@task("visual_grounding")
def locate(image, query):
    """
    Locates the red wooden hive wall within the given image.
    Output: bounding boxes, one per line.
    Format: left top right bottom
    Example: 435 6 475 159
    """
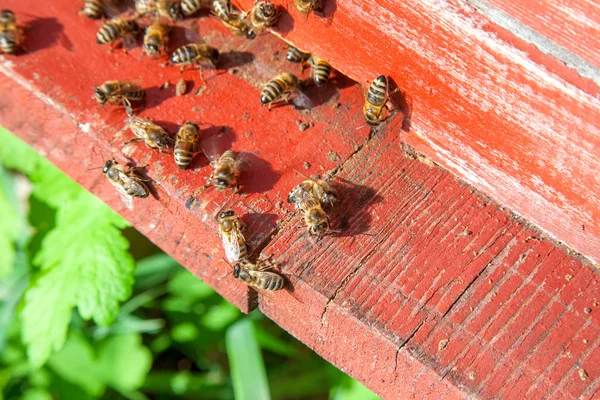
1 0 599 398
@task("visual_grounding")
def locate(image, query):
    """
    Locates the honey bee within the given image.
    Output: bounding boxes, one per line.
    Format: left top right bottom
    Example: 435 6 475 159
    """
286 46 310 63
0 9 24 55
102 159 149 209
288 175 337 209
217 209 248 263
182 0 210 16
246 0 279 36
364 75 397 126
309 56 332 86
126 116 174 153
233 260 285 291
294 0 323 14
143 19 169 57
260 72 297 108
94 80 145 114
206 149 241 192
82 0 105 19
135 0 182 19
212 0 232 21
174 122 201 169
96 17 140 48
299 196 330 236
170 43 219 70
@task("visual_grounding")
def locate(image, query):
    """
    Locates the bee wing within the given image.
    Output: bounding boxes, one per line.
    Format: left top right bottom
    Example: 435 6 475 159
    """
292 89 314 110
109 179 134 210
104 0 122 18
222 233 242 263
234 152 253 172
200 133 231 164
114 81 144 95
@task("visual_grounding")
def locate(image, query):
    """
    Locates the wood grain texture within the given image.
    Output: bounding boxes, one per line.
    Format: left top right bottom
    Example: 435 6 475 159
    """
235 0 600 266
260 128 600 399
0 0 366 311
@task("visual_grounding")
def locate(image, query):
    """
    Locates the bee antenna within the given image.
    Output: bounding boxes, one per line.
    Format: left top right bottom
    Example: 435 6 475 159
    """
292 169 315 181
87 166 104 171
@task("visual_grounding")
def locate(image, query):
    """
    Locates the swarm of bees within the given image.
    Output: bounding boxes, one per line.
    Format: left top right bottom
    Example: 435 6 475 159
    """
1 0 403 295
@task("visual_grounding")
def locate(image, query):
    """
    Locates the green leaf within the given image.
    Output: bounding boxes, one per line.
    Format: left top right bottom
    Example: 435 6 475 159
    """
226 319 271 400
0 128 40 176
21 388 53 400
330 376 380 400
21 163 134 366
47 332 105 396
167 270 215 300
0 165 22 278
134 253 181 290
253 325 298 357
97 333 152 392
201 302 241 332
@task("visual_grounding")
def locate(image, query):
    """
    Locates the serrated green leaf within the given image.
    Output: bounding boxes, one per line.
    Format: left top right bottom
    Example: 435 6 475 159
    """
47 332 105 396
97 333 152 392
20 264 78 367
22 166 134 366
29 161 85 210
0 127 40 176
226 319 271 400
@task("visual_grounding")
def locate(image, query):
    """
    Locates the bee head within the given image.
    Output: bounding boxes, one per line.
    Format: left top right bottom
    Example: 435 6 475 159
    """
155 134 172 148
310 221 329 236
143 43 158 57
233 263 241 278
102 160 114 174
94 87 107 104
169 2 183 20
259 1 276 17
213 178 229 191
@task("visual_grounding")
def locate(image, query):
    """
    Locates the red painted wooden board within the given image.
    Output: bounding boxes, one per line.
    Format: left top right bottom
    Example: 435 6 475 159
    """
1 0 600 398
0 0 367 310
260 127 600 399
234 0 600 267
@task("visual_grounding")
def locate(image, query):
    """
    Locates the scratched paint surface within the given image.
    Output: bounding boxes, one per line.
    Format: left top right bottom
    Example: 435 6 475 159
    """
260 129 600 399
235 0 600 266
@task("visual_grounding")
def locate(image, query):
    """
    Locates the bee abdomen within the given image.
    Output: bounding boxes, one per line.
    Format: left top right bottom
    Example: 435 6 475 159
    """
287 46 309 63
182 0 203 16
171 45 197 64
83 0 103 18
125 89 146 101
220 149 236 164
125 182 149 198
260 79 286 104
367 75 387 106
213 0 230 20
97 23 119 44
174 147 193 169
313 59 332 86
257 273 285 291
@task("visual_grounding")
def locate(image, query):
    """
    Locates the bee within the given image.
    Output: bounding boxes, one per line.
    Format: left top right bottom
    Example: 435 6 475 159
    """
299 196 330 236
288 175 337 209
174 122 200 169
217 209 248 263
218 11 255 39
309 56 332 86
246 0 279 36
170 43 219 70
82 0 105 19
207 150 241 192
102 159 149 209
135 0 182 19
286 46 310 63
212 0 232 21
260 73 297 108
96 17 140 48
94 80 145 114
294 0 323 14
182 0 210 16
233 260 285 291
0 9 24 55
364 75 397 126
143 19 169 57
126 116 173 153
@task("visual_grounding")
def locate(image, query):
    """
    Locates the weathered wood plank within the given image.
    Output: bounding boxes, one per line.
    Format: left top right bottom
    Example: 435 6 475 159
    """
259 127 600 398
235 0 600 266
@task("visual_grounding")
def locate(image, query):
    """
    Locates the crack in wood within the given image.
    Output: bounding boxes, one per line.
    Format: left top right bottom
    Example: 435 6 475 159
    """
393 318 427 377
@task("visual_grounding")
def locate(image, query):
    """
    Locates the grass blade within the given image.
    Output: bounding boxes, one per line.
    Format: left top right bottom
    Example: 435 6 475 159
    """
226 319 271 400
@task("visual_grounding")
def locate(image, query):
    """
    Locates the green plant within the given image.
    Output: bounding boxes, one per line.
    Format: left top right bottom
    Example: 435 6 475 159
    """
0 128 380 400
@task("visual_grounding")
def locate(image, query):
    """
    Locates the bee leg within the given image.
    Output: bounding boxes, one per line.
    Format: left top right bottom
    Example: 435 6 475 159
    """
206 170 214 185
124 138 144 145
198 65 207 86
123 98 134 116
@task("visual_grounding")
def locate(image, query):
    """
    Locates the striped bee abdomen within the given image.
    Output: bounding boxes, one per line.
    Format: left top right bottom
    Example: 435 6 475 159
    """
367 75 387 107
311 58 332 86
